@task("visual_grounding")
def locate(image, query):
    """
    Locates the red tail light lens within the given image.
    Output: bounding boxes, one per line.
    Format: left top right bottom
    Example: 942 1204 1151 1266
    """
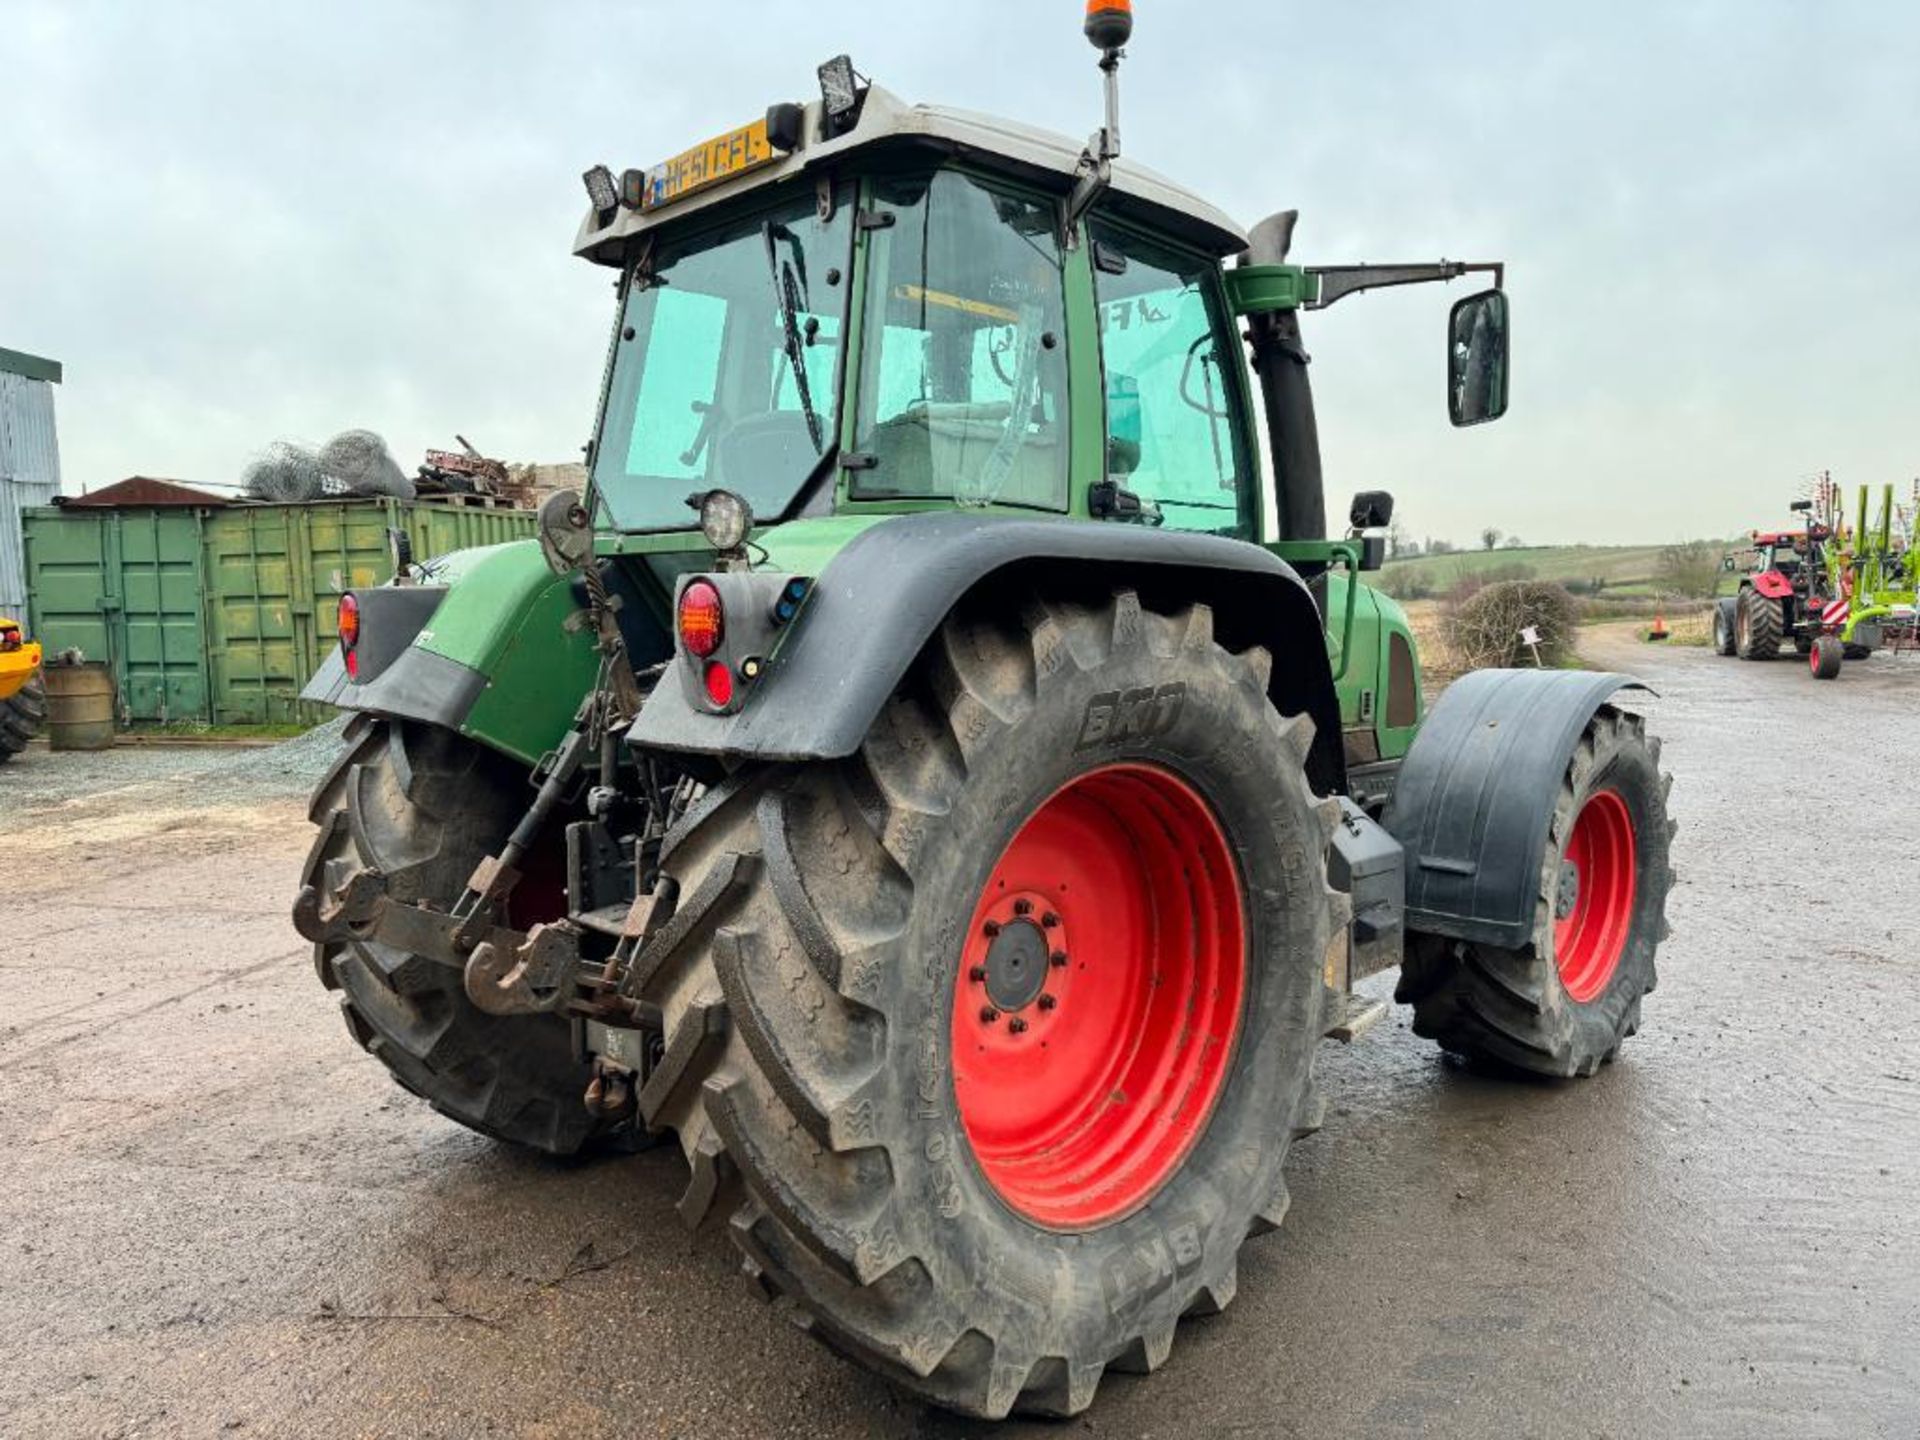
338 594 360 678
703 661 735 709
678 580 725 658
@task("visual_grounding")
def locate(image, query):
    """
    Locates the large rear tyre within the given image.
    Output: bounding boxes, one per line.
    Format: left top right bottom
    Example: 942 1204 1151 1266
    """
1396 706 1672 1077
633 591 1342 1418
0 674 46 763
300 716 609 1154
1734 588 1781 660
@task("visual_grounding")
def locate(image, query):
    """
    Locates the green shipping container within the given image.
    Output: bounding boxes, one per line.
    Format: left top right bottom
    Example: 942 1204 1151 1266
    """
23 498 534 726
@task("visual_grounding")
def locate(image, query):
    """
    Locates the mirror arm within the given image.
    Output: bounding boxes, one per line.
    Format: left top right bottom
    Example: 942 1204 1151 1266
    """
1307 260 1504 310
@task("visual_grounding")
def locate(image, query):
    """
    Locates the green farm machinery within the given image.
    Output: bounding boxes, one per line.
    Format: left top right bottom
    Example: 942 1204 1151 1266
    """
290 7 1675 1418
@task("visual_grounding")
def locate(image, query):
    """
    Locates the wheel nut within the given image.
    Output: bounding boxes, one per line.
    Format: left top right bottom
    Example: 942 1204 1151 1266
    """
969 964 987 982
1038 993 1057 1011
1050 950 1069 968
1009 1017 1029 1035
980 1006 1000 1024
1013 898 1033 917
1041 911 1060 929
982 920 1001 939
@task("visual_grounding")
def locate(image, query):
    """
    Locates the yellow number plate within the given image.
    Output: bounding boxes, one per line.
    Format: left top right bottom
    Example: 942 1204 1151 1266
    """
642 118 777 211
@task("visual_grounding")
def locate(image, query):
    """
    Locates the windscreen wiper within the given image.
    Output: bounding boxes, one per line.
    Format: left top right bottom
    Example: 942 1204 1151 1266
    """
763 221 825 454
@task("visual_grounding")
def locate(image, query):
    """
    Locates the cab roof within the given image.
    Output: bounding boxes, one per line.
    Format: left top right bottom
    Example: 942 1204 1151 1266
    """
573 85 1249 267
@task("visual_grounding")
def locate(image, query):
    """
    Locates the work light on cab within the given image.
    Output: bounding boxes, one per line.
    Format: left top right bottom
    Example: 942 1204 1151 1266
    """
581 164 618 218
678 580 725 659
694 487 754 554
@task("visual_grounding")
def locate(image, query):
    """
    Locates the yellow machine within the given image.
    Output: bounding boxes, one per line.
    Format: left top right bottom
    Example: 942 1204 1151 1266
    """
0 616 46 762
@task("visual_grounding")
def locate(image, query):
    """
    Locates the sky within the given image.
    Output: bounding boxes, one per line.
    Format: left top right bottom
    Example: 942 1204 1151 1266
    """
3 1 1916 547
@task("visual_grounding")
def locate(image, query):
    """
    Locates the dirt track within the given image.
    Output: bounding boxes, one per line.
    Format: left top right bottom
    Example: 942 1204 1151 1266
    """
2 635 1916 1438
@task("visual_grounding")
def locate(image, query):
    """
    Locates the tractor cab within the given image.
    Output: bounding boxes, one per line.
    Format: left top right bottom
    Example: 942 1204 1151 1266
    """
563 52 1509 790
574 80 1261 542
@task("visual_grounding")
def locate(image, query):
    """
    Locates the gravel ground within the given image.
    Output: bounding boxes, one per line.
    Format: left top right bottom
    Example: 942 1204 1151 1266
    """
1 640 1915 1438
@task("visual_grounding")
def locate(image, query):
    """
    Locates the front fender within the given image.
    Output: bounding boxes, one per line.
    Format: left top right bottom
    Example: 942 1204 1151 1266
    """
628 512 1346 791
1383 668 1649 950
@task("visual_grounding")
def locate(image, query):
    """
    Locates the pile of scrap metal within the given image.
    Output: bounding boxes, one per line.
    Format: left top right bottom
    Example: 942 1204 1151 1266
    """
243 429 415 502
416 435 510 500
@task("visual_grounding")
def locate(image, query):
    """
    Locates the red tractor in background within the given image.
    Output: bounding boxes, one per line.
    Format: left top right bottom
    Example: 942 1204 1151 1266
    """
1714 499 1867 677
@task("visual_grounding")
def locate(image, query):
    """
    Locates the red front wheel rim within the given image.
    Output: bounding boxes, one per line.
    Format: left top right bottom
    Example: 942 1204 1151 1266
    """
950 764 1247 1231
1553 789 1637 1003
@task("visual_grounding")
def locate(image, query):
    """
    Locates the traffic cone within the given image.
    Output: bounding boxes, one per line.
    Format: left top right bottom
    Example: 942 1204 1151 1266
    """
1647 612 1670 642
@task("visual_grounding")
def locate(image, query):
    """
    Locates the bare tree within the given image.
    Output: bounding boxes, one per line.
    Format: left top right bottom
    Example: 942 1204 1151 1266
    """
1657 539 1722 599
1481 527 1503 551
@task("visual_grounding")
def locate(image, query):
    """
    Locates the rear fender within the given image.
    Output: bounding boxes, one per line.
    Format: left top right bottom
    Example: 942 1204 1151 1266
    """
1382 668 1649 950
627 512 1347 793
302 540 605 766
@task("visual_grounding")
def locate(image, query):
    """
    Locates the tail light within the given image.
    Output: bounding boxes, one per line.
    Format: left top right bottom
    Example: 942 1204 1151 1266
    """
339 593 361 678
0 626 19 654
674 572 812 715
677 580 725 658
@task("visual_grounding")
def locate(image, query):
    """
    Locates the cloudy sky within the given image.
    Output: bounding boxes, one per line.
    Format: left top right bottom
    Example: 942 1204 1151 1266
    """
4 1 1915 546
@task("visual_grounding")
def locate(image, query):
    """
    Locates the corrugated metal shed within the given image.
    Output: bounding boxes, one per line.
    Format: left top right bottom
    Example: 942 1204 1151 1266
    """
0 347 63 619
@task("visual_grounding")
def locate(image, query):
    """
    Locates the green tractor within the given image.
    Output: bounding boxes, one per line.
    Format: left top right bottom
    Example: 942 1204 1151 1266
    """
293 12 1673 1419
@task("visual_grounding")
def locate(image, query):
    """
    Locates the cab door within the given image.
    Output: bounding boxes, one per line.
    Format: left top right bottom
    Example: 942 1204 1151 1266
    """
1084 218 1258 538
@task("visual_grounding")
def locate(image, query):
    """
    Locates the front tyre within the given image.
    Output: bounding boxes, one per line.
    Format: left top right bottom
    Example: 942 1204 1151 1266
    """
1397 706 1673 1077
633 591 1342 1418
1711 600 1737 657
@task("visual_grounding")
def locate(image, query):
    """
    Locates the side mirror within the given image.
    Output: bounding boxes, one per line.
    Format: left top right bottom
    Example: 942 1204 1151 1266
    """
1789 499 1814 513
1350 490 1395 530
1723 556 1737 572
1448 289 1510 427
1358 534 1387 572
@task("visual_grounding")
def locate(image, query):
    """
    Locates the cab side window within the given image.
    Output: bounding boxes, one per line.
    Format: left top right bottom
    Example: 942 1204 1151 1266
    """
1090 222 1251 537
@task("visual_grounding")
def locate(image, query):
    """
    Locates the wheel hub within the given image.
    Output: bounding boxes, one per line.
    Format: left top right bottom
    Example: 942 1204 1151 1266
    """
1554 859 1581 920
981 916 1053 1013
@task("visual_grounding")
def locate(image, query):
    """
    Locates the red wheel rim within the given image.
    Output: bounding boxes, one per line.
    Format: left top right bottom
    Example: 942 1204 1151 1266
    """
950 764 1246 1231
1553 789 1637 1003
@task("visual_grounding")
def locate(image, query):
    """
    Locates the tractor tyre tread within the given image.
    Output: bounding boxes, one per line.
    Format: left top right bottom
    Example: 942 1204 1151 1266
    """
1711 600 1737 657
302 715 612 1156
634 589 1339 1419
1396 706 1672 1077
0 674 47 760
1736 589 1782 661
